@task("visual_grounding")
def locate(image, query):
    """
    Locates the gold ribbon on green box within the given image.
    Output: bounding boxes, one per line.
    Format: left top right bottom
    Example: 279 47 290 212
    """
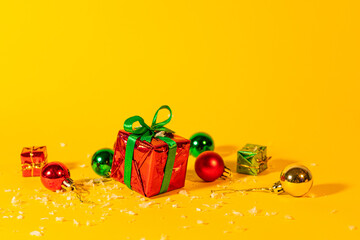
237 144 271 176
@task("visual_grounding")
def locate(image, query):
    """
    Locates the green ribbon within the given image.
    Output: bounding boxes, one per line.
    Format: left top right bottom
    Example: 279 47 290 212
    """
123 105 177 195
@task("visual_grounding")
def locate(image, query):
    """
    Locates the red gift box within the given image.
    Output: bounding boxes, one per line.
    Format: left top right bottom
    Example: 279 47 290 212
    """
111 130 190 197
111 106 190 197
21 146 48 177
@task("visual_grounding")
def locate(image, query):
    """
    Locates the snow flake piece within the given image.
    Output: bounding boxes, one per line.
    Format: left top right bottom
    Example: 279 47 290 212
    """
284 215 294 220
40 196 50 203
139 201 154 208
4 189 12 192
84 180 94 187
180 215 187 219
127 211 137 216
223 230 231 234
17 215 24 219
196 208 202 212
40 218 49 220
180 226 191 229
330 209 337 214
101 202 111 208
210 192 219 199
30 231 42 237
160 234 168 240
155 131 166 138
310 163 317 166
213 204 221 209
60 143 66 147
178 190 189 197
107 194 124 200
79 164 86 168
190 196 200 200
228 221 235 224
172 204 179 208
196 220 207 225
203 203 221 209
236 226 248 231
265 212 277 216
11 196 21 206
232 210 243 216
55 217 64 222
248 207 258 216
349 225 357 231
73 219 79 226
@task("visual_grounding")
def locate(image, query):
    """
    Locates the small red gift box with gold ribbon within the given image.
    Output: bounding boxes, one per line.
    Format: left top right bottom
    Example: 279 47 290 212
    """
21 146 48 177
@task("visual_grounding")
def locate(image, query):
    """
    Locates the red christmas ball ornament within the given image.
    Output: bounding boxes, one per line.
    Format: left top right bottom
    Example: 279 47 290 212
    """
40 162 72 191
40 161 109 203
195 151 231 182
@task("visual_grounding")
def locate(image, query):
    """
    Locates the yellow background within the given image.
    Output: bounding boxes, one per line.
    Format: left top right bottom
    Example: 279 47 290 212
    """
1 1 360 239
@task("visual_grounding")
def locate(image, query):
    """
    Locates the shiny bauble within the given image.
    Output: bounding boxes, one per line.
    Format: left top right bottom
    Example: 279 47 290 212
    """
91 148 114 178
195 151 224 182
41 162 70 191
190 132 214 157
280 164 313 197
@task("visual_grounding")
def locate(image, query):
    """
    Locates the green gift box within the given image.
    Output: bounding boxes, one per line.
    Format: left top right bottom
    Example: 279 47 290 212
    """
237 144 270 175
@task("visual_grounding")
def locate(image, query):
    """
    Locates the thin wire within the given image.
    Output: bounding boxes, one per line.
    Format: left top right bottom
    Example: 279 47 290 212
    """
211 187 272 195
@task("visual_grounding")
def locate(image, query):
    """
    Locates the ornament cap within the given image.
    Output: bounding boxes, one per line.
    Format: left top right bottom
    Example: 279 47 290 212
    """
61 178 75 191
220 166 232 180
271 181 285 194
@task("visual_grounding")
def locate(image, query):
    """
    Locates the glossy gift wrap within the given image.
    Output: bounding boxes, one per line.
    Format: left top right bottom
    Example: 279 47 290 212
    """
111 106 190 197
21 146 48 177
237 144 269 176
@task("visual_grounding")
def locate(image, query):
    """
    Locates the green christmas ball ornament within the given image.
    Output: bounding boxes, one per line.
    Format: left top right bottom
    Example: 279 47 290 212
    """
190 132 215 157
91 148 114 178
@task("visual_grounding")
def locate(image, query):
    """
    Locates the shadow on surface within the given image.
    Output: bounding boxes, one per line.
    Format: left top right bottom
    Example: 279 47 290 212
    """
308 183 347 197
65 162 84 170
216 145 238 157
263 158 298 175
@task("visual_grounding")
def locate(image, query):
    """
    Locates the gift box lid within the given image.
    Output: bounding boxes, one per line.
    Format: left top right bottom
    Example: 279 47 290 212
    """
118 130 190 150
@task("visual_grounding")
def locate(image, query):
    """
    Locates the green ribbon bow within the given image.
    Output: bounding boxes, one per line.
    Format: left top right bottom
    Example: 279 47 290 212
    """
123 105 177 196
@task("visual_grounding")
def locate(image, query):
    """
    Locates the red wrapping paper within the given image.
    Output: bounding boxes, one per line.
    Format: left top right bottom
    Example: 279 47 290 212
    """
21 146 48 177
111 130 190 197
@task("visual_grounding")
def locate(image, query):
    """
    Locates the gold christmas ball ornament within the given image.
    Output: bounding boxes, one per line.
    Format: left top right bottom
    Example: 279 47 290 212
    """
278 164 313 197
211 164 313 198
